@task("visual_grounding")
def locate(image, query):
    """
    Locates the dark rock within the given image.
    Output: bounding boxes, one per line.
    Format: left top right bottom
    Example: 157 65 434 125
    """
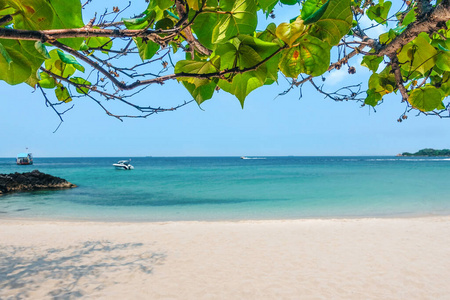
0 170 76 195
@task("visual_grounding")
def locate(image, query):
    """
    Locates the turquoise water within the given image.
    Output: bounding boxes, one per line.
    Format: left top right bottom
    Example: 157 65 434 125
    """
1 156 450 221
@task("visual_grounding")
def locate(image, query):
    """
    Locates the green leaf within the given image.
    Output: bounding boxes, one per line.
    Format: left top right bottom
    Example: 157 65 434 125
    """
238 35 280 60
301 0 325 21
56 50 84 72
175 59 219 104
401 7 416 26
0 39 44 85
211 0 258 44
186 0 202 11
364 88 382 107
218 67 266 107
257 0 278 12
155 17 174 30
55 83 72 103
45 49 76 78
133 37 160 61
182 80 217 104
279 34 330 78
307 0 352 46
366 0 392 25
237 35 281 83
48 0 84 49
436 51 450 72
303 0 329 24
276 18 306 46
379 29 398 44
361 55 383 72
0 41 12 67
409 86 444 112
7 0 85 49
367 66 396 96
38 72 56 89
256 23 280 44
215 35 280 72
69 77 91 94
192 5 218 50
79 41 89 51
156 0 173 10
214 36 274 104
6 0 54 30
34 41 50 59
123 10 156 30
280 0 298 4
398 34 438 75
85 36 113 53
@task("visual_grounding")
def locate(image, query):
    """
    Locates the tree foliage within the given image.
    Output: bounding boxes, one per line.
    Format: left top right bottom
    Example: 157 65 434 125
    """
0 0 449 124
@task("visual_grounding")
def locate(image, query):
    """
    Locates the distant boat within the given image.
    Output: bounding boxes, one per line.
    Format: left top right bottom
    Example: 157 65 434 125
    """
113 159 134 170
17 153 33 165
240 156 266 160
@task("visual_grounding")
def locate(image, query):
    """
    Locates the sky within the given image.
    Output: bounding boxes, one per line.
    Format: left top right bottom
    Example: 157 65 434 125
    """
1 1 449 158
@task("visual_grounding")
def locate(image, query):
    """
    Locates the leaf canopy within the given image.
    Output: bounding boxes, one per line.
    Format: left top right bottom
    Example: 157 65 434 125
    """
0 0 448 120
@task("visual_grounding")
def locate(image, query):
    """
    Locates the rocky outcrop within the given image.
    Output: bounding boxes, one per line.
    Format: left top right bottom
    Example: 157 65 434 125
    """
0 170 76 195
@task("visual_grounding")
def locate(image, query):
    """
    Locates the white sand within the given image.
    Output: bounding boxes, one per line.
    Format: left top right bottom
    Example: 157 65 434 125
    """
1 217 450 299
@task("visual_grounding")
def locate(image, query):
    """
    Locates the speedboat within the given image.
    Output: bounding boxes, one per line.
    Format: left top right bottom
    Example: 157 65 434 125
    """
113 160 134 170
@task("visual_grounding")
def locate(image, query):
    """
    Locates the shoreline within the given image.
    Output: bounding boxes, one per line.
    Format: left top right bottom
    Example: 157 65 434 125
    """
1 210 450 224
2 217 450 299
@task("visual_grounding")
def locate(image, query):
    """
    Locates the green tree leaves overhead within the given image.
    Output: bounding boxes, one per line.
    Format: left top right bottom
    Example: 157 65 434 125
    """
307 0 352 46
279 35 330 77
366 0 392 25
276 18 306 47
211 0 258 44
398 34 438 75
365 66 396 107
5 0 84 49
175 59 220 104
0 40 44 85
0 0 449 120
133 38 160 61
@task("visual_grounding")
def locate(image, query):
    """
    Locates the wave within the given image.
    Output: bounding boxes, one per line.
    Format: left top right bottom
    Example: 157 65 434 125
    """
364 158 450 162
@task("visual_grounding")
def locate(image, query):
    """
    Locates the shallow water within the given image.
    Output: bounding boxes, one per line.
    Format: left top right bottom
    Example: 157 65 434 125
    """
1 156 449 221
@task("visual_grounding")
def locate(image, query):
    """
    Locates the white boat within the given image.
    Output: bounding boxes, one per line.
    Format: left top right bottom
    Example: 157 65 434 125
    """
113 160 134 170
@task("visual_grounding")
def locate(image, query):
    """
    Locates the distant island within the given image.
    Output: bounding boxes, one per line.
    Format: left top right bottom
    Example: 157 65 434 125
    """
400 148 450 157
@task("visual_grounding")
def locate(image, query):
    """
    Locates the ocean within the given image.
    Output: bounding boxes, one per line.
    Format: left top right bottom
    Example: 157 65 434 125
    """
0 156 449 221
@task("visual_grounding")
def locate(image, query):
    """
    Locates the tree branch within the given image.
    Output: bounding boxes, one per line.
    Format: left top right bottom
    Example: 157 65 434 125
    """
390 55 409 102
376 1 450 57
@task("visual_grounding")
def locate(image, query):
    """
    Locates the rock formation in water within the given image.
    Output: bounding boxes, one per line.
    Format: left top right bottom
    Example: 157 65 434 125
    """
0 170 76 195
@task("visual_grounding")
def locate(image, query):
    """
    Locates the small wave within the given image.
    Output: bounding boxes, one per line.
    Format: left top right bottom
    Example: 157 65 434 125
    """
365 158 450 162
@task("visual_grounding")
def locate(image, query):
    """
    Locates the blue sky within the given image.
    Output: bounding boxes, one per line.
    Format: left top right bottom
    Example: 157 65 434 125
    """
1 1 449 158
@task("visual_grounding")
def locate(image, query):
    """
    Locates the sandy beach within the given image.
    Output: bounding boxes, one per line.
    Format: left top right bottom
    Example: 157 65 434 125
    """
1 217 450 299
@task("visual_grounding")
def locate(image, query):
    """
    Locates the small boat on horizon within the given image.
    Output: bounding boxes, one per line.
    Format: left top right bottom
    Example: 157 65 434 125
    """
113 159 134 170
240 156 266 160
17 152 33 165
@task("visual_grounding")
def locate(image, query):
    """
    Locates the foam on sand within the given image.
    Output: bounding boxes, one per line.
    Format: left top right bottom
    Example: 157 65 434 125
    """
1 217 450 299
